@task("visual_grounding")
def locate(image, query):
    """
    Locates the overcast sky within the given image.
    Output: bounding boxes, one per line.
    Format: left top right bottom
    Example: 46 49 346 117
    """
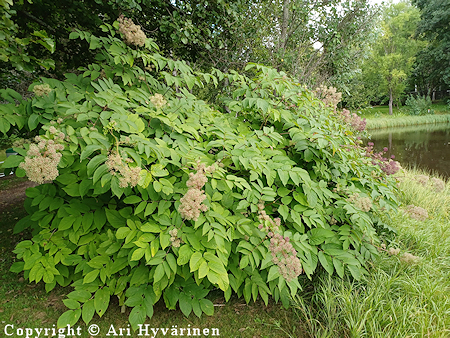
369 0 402 5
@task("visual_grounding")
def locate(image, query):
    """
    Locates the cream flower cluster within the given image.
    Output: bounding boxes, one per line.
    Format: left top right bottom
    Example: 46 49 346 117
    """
257 203 281 232
32 84 52 97
179 162 215 221
169 228 181 248
19 131 65 184
347 193 372 212
118 15 146 47
150 93 167 109
387 247 420 264
257 203 302 282
105 151 141 188
315 85 342 112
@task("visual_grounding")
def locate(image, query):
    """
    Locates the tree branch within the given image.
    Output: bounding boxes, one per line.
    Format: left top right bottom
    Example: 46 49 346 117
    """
19 10 56 33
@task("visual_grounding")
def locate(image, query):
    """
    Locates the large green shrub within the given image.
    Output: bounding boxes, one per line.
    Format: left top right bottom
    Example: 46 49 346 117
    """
1 19 398 329
405 94 433 115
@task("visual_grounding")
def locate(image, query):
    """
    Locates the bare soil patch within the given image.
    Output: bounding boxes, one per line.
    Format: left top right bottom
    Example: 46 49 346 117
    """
0 176 36 213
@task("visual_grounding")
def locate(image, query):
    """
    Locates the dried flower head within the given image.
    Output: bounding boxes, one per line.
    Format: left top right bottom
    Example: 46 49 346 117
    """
314 85 342 112
415 175 429 186
388 247 400 255
405 205 428 221
400 252 420 264
430 177 445 193
118 15 147 47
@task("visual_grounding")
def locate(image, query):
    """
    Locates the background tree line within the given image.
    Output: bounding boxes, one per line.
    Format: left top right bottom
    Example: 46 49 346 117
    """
1 0 449 111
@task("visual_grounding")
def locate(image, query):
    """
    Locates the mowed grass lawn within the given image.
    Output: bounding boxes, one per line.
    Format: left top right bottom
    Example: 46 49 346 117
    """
358 101 450 118
1 168 449 337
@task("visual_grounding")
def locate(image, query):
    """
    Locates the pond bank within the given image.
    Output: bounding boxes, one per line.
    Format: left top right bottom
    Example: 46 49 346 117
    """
366 114 450 130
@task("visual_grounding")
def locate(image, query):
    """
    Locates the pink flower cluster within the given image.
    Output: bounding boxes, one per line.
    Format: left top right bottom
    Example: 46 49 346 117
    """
19 133 65 184
365 142 401 175
105 151 141 188
405 205 428 221
118 15 146 47
257 203 302 282
341 109 366 132
179 162 215 221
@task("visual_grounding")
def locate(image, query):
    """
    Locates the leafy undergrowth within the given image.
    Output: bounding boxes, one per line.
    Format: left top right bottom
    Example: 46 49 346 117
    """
0 180 304 337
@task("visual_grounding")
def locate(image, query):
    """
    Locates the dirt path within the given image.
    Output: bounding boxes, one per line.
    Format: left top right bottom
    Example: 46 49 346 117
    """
0 177 37 213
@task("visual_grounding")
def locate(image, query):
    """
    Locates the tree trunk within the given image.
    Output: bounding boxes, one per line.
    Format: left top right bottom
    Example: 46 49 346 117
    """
280 0 289 51
389 88 393 115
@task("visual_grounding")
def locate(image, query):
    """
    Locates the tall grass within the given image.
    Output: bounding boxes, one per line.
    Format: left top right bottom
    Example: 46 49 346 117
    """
290 168 450 338
366 114 450 130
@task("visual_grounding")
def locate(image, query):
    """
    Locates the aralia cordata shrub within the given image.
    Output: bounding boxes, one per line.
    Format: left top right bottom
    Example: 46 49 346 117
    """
1 18 399 329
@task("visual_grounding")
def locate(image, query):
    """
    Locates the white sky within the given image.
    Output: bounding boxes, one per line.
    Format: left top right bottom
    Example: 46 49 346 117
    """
369 0 402 5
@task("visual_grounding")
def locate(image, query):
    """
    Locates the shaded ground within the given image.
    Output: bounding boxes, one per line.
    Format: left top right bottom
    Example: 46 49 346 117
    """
0 175 35 213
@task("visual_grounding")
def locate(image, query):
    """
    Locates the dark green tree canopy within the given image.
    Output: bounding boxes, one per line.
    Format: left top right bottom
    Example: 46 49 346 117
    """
412 0 450 86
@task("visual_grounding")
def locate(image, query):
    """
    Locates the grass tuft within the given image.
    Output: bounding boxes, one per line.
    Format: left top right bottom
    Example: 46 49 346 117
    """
290 167 450 338
366 114 450 130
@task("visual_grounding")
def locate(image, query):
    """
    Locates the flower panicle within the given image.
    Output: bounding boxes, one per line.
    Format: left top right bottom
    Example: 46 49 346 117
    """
257 203 302 282
32 83 52 97
19 129 66 184
179 161 216 221
105 151 141 188
118 15 146 47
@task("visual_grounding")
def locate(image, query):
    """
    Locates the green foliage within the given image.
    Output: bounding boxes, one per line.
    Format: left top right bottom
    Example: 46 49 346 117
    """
357 2 424 113
404 95 433 115
412 0 450 87
1 21 398 329
0 0 55 71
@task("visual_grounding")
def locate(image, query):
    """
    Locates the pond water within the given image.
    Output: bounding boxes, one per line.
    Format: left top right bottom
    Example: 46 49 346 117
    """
367 123 450 178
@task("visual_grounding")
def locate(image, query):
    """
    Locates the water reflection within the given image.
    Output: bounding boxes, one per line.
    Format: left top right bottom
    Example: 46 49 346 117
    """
367 123 450 178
